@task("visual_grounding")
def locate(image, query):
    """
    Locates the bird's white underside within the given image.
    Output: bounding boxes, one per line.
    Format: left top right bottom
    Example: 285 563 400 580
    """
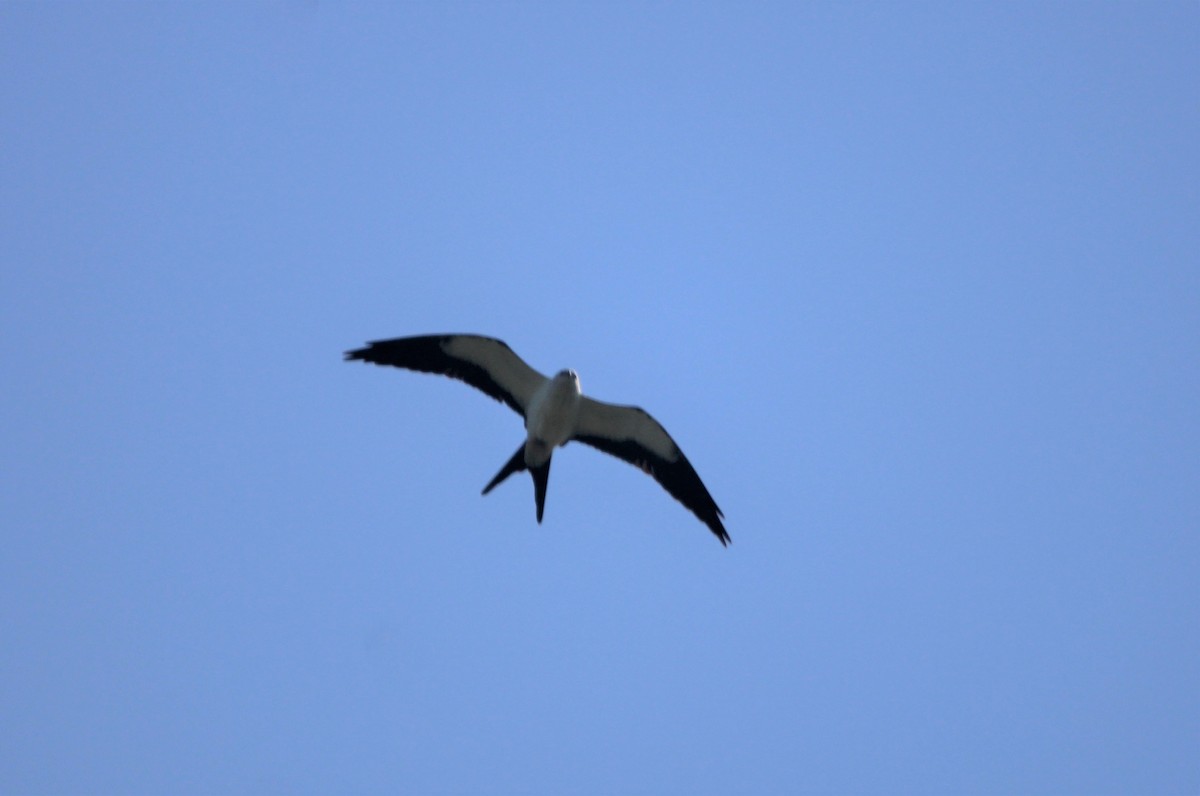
524 372 581 465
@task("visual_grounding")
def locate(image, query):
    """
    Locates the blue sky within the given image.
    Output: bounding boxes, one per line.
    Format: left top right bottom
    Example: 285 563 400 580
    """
2 2 1196 794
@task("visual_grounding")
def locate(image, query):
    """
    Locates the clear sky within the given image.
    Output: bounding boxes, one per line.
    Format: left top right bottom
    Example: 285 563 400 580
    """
2 3 1196 794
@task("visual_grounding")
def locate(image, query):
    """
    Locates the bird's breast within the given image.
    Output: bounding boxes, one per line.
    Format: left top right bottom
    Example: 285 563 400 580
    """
525 376 581 453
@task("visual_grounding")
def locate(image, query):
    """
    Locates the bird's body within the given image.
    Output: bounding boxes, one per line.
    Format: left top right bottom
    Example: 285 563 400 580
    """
524 369 582 464
345 334 729 545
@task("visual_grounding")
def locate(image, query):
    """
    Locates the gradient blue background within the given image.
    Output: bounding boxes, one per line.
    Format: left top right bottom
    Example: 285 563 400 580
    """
2 3 1196 794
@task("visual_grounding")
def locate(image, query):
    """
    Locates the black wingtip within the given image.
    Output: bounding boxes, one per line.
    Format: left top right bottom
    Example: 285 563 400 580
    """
706 506 731 546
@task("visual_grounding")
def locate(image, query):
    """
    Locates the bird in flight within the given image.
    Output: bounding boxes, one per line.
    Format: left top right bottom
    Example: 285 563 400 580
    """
345 334 729 545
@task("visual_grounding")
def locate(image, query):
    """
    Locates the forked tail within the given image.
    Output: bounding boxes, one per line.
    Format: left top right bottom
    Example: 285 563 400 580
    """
482 444 526 495
481 442 552 524
529 458 550 523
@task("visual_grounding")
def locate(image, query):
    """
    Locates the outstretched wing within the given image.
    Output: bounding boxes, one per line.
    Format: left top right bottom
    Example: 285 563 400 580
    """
345 334 547 416
573 396 728 545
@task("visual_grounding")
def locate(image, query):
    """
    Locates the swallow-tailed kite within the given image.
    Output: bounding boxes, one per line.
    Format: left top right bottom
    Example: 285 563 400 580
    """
345 334 729 545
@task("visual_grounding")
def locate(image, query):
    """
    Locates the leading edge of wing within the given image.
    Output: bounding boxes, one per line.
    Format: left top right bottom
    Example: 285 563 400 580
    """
344 334 547 416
